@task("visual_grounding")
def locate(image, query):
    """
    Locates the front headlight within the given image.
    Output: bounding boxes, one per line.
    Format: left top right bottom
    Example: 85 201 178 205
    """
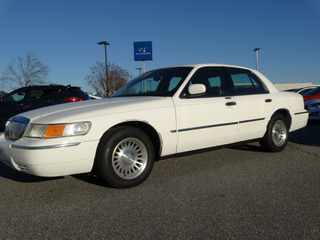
24 122 91 138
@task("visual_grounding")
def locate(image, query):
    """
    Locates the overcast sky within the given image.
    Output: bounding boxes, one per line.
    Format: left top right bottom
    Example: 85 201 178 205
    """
0 0 319 92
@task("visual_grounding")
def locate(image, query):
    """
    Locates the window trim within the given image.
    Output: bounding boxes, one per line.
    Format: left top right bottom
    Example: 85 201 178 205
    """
179 67 233 99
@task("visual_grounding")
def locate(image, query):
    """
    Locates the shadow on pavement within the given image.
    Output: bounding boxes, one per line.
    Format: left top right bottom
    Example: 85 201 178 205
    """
236 121 320 151
289 121 320 147
231 143 262 152
72 173 107 187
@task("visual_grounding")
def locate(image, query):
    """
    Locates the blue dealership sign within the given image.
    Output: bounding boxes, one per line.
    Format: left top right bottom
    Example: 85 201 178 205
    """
134 41 153 61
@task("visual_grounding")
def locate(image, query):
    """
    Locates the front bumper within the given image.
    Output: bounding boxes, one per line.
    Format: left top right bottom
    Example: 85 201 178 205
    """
0 134 98 177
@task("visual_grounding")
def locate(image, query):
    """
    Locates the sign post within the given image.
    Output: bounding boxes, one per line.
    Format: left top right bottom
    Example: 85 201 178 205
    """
134 41 153 74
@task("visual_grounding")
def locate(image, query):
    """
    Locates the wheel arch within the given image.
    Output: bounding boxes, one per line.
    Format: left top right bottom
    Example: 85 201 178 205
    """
97 121 162 160
270 108 292 128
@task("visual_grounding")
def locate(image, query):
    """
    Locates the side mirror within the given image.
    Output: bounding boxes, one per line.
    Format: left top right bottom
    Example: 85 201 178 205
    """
188 84 206 96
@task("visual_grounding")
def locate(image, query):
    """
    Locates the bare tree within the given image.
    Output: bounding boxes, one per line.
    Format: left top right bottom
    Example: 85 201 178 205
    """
85 62 132 97
0 51 49 89
0 91 7 97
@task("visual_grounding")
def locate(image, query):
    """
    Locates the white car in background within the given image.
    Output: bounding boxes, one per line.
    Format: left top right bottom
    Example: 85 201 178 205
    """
87 92 104 100
293 86 316 95
305 99 320 120
0 64 308 188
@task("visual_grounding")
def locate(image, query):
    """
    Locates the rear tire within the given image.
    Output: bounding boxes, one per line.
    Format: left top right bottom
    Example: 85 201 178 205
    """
96 127 155 188
260 114 289 152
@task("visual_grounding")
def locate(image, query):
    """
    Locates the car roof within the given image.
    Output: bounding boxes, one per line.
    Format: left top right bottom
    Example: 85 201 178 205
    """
154 63 278 94
12 85 80 91
161 63 253 71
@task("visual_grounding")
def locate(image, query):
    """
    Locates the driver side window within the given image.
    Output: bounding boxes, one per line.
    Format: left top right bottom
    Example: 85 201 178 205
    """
182 67 230 97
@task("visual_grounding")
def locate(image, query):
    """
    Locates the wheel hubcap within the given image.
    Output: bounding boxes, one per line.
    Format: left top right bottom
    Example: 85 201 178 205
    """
112 138 148 180
272 120 287 147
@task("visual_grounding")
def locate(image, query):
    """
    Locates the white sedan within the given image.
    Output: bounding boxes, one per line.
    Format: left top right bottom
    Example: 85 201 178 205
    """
0 64 308 188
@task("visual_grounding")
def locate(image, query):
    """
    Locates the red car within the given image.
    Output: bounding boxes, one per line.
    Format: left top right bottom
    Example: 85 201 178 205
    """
303 86 320 101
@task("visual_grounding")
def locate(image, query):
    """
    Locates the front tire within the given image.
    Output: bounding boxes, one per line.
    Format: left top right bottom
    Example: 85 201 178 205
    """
260 114 289 152
96 127 155 188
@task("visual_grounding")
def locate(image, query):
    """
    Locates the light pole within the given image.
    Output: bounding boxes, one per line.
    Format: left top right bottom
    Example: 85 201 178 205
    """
98 41 110 97
136 68 142 75
253 48 260 71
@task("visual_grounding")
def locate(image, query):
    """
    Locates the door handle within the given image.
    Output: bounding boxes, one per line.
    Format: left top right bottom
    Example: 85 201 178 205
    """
265 99 272 103
226 102 237 106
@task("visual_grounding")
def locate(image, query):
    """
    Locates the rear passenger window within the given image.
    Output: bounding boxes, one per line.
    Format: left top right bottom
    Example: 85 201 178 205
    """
29 89 59 99
228 68 268 95
29 90 45 99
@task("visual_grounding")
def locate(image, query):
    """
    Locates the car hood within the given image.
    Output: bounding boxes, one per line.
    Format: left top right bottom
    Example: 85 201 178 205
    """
305 98 320 105
19 97 174 124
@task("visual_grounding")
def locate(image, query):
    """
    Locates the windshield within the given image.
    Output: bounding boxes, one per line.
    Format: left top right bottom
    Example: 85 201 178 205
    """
305 87 320 96
111 67 192 97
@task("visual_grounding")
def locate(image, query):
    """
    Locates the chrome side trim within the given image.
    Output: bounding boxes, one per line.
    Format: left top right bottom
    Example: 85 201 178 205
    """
294 111 308 115
11 142 81 150
170 118 265 133
170 122 238 133
239 118 265 124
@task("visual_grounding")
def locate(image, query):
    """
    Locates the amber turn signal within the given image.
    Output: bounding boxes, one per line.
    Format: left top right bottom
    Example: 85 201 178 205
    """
43 125 66 137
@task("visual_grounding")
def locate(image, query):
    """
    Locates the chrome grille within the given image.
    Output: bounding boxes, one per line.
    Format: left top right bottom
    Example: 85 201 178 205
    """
5 116 30 141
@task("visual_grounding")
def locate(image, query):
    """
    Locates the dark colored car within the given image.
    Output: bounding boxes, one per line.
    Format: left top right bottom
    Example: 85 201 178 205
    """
0 85 90 131
303 86 320 102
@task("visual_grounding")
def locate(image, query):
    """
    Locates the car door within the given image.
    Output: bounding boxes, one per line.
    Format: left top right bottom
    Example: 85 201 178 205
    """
226 67 275 141
27 88 56 109
173 67 239 153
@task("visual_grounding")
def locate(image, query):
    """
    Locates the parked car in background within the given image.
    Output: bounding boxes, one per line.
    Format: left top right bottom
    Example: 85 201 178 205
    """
305 99 320 120
0 64 308 188
87 93 104 99
293 86 316 95
0 85 90 131
303 86 320 102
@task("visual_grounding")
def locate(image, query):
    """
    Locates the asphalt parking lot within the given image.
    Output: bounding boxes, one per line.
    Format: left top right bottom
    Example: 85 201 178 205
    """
0 121 319 240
